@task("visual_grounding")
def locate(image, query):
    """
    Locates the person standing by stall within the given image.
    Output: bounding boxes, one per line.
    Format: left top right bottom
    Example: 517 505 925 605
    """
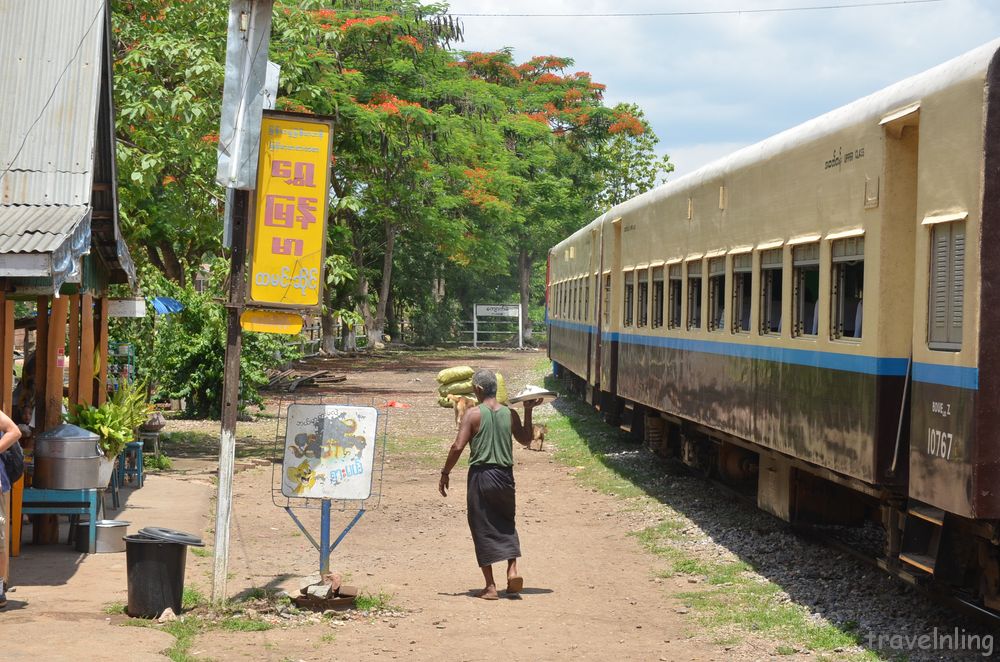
0 409 22 609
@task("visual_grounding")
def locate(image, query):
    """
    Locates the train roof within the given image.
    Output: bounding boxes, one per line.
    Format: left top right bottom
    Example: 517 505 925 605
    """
552 38 1000 255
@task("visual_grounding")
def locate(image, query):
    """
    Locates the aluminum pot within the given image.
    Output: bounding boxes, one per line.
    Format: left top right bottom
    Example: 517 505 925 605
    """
75 519 130 553
34 423 107 489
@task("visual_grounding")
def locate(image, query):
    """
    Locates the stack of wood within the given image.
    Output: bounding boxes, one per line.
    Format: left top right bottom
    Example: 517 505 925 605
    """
265 367 347 392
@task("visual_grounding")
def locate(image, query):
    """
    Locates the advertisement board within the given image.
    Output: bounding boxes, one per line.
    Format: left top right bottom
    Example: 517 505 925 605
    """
248 112 332 310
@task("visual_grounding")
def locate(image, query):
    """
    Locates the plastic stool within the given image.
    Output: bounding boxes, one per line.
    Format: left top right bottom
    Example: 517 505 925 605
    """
121 441 144 488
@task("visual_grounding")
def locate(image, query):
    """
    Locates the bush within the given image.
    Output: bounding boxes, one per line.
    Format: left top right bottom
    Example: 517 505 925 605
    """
409 295 461 346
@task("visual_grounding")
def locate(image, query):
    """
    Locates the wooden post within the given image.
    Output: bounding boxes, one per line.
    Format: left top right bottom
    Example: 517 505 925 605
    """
33 298 48 431
44 296 68 431
212 187 249 604
95 297 109 405
79 293 94 407
68 294 80 405
0 296 20 557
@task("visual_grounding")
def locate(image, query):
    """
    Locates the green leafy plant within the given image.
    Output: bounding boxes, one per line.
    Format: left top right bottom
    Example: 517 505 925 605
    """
66 380 153 459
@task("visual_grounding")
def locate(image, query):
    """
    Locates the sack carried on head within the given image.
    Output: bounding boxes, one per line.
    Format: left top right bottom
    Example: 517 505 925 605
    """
439 379 474 397
436 366 474 385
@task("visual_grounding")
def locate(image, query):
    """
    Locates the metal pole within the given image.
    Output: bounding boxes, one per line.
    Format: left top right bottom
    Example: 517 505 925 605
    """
517 306 523 349
473 305 478 349
320 499 332 574
211 188 250 604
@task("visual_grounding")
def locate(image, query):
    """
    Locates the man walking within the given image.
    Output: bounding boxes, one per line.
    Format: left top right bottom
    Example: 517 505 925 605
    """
439 369 539 600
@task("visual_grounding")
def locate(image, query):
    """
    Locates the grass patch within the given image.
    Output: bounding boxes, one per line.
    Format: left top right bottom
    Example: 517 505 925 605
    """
386 436 445 467
146 453 173 471
103 601 126 615
355 591 394 612
190 547 211 558
219 616 273 632
161 618 207 662
182 586 207 611
539 361 877 660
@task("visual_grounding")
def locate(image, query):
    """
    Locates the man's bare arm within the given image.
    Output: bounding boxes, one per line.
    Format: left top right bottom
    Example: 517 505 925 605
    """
0 410 21 453
439 407 479 496
510 400 540 447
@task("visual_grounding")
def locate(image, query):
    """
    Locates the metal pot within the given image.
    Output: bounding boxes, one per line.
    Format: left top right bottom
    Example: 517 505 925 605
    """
75 519 130 553
34 423 107 489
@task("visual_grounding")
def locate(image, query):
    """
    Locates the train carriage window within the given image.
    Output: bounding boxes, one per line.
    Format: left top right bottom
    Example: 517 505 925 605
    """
687 261 703 330
708 258 726 332
760 248 783 335
603 274 611 326
928 223 964 350
732 254 752 333
652 267 665 328
832 237 864 340
573 278 580 321
668 265 682 329
585 277 591 323
793 243 820 337
623 271 634 327
637 270 649 328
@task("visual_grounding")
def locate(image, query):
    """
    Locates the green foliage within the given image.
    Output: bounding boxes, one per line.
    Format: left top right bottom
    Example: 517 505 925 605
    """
146 453 172 471
596 103 674 209
145 277 300 418
354 591 395 612
66 380 151 458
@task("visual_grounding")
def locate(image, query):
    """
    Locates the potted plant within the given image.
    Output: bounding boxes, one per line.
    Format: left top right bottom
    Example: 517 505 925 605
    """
66 380 153 484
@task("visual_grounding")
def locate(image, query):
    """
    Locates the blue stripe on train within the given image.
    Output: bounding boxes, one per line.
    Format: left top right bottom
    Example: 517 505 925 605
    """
546 319 979 390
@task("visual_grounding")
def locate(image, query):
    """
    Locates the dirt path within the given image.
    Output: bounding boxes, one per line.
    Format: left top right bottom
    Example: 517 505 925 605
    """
185 351 732 661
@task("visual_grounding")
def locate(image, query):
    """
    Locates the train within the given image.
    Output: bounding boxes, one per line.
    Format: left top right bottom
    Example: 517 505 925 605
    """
546 39 1000 614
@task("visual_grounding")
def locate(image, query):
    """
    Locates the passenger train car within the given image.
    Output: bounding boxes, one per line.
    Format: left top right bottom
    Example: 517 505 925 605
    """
547 39 1000 613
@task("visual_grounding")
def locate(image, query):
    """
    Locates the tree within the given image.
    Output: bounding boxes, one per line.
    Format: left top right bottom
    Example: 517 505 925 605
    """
596 103 674 209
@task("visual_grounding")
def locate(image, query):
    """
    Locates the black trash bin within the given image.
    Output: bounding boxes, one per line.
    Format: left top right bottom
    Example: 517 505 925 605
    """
125 527 205 618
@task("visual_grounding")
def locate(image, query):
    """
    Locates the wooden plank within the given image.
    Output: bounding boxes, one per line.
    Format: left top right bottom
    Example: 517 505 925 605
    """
34 297 48 430
44 295 68 431
0 296 21 557
68 294 80 405
95 296 109 405
78 293 94 407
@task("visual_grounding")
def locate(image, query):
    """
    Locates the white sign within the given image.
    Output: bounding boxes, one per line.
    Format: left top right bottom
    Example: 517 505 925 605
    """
281 404 377 500
475 304 519 318
107 298 146 318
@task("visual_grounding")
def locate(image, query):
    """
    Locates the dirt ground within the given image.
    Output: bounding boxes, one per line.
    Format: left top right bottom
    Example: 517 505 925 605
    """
6 349 776 660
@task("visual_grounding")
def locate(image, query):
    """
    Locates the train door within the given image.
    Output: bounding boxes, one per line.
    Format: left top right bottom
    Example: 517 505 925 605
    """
598 217 622 410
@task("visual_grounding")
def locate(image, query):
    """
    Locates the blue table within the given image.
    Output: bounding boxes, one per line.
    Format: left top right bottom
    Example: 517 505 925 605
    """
21 488 99 554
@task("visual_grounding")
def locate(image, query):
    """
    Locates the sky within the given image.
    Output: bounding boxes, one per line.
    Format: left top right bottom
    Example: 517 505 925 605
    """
434 0 1000 179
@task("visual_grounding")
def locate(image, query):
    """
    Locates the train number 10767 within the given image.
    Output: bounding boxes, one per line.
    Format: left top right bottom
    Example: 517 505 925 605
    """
926 428 955 460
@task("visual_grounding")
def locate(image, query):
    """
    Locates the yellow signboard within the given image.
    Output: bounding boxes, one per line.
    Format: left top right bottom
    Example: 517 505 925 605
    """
249 112 332 309
240 310 304 335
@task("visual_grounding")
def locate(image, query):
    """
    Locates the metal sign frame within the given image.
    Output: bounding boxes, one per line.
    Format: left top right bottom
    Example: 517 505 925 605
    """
271 397 390 574
473 303 523 349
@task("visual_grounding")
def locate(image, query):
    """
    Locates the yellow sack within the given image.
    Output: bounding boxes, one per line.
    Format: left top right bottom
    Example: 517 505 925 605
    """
436 365 474 385
496 372 508 404
439 379 474 397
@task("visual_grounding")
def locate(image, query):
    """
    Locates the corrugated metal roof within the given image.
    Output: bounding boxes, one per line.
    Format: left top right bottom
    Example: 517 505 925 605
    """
0 0 105 206
0 204 88 253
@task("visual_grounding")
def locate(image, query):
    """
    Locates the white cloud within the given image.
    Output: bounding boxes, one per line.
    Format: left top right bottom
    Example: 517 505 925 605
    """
442 0 1000 157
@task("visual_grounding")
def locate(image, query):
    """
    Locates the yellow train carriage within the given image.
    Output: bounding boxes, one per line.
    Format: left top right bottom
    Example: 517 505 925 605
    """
548 39 1000 608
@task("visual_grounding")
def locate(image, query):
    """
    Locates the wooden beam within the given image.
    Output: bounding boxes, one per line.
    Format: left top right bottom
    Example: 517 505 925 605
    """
44 296 68 431
78 293 94 407
0 296 21 558
68 294 80 405
34 297 48 430
95 297 109 405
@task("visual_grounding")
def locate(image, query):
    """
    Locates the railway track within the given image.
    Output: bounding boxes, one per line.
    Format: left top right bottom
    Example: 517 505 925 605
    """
698 467 1000 630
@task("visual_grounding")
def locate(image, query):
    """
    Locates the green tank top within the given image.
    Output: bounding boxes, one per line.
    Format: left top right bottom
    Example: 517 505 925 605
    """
469 404 513 467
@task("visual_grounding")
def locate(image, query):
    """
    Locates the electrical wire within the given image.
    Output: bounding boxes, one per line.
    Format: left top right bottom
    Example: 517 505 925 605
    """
446 0 944 18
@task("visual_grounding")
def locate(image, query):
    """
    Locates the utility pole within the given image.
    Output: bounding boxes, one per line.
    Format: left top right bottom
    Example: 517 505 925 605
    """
212 0 273 605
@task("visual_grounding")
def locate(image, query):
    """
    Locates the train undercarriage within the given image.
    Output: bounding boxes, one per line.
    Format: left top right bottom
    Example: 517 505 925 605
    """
556 368 1000 621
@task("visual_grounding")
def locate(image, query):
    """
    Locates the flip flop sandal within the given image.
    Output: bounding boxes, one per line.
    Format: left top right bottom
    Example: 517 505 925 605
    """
506 576 524 594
